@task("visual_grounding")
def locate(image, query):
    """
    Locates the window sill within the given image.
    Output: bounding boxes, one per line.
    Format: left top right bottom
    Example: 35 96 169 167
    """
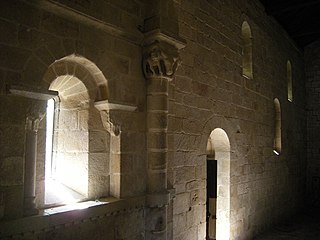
0 196 145 238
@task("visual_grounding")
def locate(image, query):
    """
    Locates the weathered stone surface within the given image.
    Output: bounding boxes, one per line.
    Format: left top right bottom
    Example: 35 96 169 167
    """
173 192 190 215
0 45 30 71
0 157 23 186
62 130 89 152
174 166 195 184
0 0 308 239
89 130 110 153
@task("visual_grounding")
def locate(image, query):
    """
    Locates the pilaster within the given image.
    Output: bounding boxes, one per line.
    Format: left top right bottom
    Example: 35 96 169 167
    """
142 21 186 239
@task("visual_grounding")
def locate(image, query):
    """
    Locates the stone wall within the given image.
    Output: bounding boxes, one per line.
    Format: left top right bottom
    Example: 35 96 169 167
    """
0 197 145 240
0 0 308 239
305 39 320 207
0 0 146 236
168 0 306 239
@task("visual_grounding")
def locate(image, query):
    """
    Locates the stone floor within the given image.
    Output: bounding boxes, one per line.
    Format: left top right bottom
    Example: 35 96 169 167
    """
254 210 320 240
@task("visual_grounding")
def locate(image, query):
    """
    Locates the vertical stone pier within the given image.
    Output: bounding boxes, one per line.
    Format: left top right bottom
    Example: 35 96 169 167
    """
143 35 185 239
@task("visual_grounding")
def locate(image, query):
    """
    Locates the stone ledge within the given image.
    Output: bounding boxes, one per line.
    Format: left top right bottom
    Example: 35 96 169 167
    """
143 29 186 50
28 0 143 45
0 196 145 238
6 84 58 101
94 100 137 112
146 192 170 207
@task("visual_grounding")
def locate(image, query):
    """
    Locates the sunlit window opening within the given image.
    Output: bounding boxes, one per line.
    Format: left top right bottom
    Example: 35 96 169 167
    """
41 56 111 208
45 98 85 206
45 98 54 180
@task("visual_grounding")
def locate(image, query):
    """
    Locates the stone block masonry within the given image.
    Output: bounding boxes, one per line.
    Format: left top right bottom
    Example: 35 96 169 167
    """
0 0 308 239
306 40 320 207
169 0 306 239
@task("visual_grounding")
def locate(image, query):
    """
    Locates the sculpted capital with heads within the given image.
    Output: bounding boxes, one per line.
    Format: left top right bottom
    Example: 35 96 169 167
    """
142 40 181 81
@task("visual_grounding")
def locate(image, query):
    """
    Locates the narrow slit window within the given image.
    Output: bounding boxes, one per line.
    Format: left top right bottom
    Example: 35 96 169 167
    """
241 21 253 79
287 61 293 102
273 98 281 155
45 98 55 180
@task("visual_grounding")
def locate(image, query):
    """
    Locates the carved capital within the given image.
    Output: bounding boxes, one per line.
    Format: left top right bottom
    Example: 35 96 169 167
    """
26 107 45 131
94 100 137 136
99 111 121 136
142 40 181 81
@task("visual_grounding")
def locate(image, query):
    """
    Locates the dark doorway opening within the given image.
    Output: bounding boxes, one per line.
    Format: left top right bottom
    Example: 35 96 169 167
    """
206 159 217 240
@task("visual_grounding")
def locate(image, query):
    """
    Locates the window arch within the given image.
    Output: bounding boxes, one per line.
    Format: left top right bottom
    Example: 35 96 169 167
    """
40 55 111 207
273 98 281 155
287 61 293 102
241 21 253 79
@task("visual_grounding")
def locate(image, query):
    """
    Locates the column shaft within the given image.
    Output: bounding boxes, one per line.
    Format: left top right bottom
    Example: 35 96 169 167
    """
142 37 184 240
147 78 168 194
146 78 169 240
24 119 39 216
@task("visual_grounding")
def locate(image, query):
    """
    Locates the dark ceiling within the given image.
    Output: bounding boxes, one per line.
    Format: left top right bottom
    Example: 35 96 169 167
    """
260 0 320 49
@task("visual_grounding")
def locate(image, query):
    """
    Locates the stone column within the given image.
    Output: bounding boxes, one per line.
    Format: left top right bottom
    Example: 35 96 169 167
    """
143 37 184 239
23 111 44 216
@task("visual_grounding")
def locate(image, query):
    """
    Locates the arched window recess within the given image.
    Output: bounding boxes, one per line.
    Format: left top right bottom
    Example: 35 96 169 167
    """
241 21 253 79
273 98 281 155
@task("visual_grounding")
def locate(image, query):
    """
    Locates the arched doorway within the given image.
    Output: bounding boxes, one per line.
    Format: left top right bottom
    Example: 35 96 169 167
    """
206 128 230 240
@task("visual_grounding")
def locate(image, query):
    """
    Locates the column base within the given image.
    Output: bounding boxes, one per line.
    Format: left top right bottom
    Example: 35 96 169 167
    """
146 205 168 240
24 196 39 216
